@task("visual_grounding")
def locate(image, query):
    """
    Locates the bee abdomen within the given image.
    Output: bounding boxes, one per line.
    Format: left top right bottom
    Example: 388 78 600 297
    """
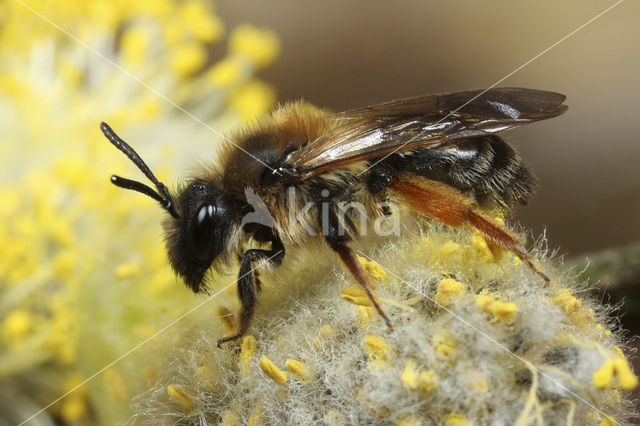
384 135 536 207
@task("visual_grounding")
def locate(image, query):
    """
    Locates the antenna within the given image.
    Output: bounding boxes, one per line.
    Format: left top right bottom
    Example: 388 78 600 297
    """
100 122 180 219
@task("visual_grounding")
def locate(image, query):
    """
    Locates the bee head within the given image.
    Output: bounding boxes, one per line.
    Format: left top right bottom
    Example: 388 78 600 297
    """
101 122 232 293
164 181 233 292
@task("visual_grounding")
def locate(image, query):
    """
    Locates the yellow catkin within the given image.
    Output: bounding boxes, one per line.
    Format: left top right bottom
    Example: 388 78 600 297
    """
356 254 386 281
340 288 373 306
217 306 235 333
259 356 287 385
286 359 311 381
167 384 194 410
434 278 466 306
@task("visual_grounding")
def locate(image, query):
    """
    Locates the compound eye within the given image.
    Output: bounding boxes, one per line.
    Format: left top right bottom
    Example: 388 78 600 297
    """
191 204 215 261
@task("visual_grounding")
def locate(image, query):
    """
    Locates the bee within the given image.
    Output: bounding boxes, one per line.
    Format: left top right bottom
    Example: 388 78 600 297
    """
101 87 567 347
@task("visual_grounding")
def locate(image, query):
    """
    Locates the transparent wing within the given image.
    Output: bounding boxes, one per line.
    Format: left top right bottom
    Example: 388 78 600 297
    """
284 87 567 179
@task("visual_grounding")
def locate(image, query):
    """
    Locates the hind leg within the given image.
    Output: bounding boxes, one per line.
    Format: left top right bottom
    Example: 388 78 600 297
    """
387 172 549 284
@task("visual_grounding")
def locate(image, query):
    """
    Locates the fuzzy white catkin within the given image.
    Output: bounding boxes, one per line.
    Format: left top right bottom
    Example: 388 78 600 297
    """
130 221 637 425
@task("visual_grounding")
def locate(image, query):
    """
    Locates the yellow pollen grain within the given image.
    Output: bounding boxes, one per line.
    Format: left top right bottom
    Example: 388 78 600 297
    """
600 417 617 426
217 306 235 333
355 306 375 325
239 335 256 377
196 366 216 390
431 329 457 356
115 262 140 279
443 412 471 426
363 335 391 361
430 241 462 268
612 358 638 390
248 407 263 425
220 411 241 425
552 289 582 314
396 415 422 426
418 370 438 396
285 359 311 380
511 253 523 266
473 379 488 393
356 255 386 281
612 346 624 358
402 360 419 390
340 288 373 306
167 384 194 410
313 324 335 347
259 356 287 385
434 278 466 306
470 233 501 264
323 410 341 425
593 359 615 390
475 294 494 314
491 302 518 323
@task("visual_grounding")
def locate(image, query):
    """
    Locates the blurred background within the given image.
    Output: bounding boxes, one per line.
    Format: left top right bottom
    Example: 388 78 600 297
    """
1 0 638 424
